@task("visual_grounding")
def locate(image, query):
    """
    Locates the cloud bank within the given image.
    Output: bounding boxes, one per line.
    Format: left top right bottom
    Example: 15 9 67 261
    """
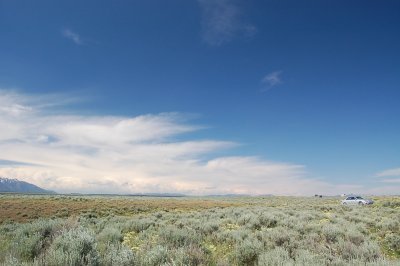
0 90 397 195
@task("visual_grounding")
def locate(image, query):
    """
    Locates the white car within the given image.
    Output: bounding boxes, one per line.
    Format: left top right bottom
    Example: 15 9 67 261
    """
341 196 373 205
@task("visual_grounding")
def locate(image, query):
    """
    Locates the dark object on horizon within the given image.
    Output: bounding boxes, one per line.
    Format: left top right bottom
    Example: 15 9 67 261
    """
0 177 54 193
314 194 323 198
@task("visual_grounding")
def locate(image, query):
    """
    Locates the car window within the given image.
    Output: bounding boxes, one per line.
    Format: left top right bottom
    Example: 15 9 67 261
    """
356 196 363 199
346 197 354 200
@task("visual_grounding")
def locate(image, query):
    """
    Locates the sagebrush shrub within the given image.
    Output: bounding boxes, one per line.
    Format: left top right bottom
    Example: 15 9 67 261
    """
257 247 293 266
159 226 200 247
97 227 123 244
234 237 262 265
11 219 64 262
44 227 99 266
101 243 135 266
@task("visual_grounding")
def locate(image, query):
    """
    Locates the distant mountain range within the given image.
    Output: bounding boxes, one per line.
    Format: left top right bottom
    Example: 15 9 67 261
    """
0 177 54 193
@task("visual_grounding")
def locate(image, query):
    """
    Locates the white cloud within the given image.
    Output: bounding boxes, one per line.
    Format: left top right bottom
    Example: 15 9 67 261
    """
0 89 397 195
261 71 282 89
375 168 400 190
380 179 400 183
376 167 400 177
62 29 83 45
198 0 256 46
0 91 34 117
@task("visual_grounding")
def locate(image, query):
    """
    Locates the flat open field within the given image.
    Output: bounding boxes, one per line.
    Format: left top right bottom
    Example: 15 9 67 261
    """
0 194 241 224
0 195 399 265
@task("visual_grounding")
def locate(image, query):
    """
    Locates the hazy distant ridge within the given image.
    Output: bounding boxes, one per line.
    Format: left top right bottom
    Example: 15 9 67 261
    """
0 177 53 193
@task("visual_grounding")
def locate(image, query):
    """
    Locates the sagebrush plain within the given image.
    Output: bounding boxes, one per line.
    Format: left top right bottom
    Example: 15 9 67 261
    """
0 194 399 265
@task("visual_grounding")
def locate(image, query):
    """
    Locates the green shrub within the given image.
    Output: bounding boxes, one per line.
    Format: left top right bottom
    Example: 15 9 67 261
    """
170 245 207 266
44 227 99 266
159 226 200 248
385 233 400 252
258 214 278 228
293 249 327 265
101 243 135 266
337 239 381 262
234 237 262 265
258 247 293 266
322 224 343 243
345 227 365 246
142 245 168 266
97 227 123 244
11 219 64 261
123 218 155 233
199 221 220 235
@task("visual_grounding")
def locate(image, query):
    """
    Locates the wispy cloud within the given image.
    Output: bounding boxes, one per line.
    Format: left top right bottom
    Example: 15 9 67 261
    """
375 167 400 187
261 71 282 90
0 89 397 195
62 28 83 45
198 0 256 46
376 167 400 177
380 179 400 183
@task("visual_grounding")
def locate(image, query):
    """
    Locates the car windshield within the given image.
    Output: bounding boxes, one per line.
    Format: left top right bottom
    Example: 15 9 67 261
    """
356 196 363 199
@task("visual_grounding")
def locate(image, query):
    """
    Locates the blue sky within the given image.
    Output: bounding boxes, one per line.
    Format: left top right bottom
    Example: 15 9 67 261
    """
0 0 399 195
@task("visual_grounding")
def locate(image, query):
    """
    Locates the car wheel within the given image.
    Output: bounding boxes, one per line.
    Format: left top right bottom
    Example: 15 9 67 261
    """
343 202 347 205
358 201 363 205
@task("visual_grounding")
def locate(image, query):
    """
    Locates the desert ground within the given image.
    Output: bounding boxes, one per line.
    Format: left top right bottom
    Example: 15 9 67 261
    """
0 194 399 265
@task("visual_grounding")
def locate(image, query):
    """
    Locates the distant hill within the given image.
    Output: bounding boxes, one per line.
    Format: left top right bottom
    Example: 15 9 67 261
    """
0 177 54 193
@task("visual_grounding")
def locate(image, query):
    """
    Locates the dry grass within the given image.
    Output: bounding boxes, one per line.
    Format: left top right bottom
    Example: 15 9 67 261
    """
0 194 240 224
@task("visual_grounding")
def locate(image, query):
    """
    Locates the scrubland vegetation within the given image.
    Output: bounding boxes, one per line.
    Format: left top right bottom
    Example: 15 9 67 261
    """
0 195 399 265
